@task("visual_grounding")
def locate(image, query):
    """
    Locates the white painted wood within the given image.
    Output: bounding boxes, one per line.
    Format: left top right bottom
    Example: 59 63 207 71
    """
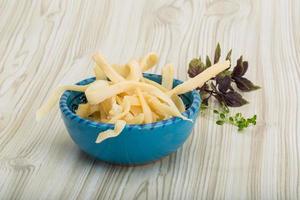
0 0 299 199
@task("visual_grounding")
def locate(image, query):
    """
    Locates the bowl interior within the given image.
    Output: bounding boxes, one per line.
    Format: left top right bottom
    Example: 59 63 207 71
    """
65 73 195 125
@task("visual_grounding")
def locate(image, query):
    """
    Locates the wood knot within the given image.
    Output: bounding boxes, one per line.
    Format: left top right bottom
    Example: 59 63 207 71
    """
157 6 181 24
205 0 240 16
0 157 35 171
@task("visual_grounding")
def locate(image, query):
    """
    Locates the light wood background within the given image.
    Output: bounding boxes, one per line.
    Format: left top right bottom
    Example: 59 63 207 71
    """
0 0 299 199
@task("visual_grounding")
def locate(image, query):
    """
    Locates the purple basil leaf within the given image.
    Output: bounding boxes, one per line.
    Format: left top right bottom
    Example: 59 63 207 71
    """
214 43 221 64
215 91 248 107
188 58 204 77
188 66 201 78
232 56 244 77
224 91 248 107
214 93 226 105
206 55 212 67
233 76 260 92
240 61 248 76
216 75 231 93
226 49 232 61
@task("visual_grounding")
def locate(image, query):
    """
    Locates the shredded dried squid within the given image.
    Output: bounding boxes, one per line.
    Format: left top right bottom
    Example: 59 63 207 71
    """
37 52 230 143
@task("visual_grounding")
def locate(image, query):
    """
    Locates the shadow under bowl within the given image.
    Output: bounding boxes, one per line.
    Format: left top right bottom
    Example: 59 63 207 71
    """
59 73 201 165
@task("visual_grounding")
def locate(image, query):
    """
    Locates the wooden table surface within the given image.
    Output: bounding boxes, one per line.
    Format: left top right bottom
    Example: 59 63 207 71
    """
0 0 299 199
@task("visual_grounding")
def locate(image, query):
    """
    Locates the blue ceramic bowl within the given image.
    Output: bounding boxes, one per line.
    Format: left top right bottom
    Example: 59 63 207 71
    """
59 73 201 165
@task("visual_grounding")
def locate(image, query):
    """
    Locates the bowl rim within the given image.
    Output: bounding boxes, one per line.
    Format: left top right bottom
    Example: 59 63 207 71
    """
59 73 201 130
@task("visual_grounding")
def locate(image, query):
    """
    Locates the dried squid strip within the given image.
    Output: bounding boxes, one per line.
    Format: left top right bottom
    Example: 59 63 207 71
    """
161 63 174 90
36 85 89 121
93 52 125 83
168 61 230 96
95 120 126 143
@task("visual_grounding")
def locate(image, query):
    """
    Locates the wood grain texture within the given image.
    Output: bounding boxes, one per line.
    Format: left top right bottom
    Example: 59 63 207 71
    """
0 0 299 199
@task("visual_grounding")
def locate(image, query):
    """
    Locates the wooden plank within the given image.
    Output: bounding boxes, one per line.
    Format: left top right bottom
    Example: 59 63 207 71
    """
0 0 299 199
